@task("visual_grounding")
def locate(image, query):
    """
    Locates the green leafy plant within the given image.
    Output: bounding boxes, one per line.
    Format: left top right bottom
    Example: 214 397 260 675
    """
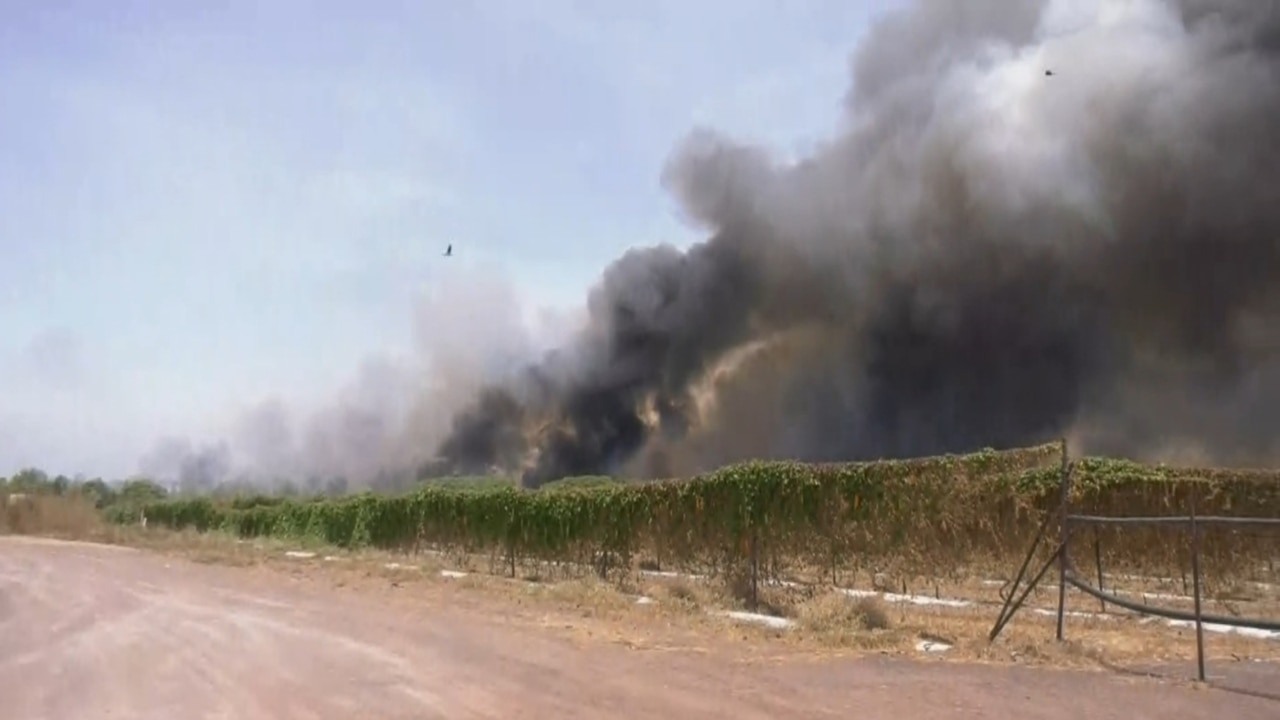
116 442 1280 584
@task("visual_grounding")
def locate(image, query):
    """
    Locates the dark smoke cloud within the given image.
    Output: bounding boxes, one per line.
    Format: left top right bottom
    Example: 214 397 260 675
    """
435 0 1280 485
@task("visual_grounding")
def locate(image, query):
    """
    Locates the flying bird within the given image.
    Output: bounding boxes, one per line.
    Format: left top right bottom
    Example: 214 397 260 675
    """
444 244 452 257
1045 69 1054 76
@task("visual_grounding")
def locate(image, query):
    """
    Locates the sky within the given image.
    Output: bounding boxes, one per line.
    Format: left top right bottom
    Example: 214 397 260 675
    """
0 0 891 479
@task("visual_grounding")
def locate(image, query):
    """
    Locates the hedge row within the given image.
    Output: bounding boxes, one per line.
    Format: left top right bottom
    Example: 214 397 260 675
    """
114 443 1280 582
1068 457 1280 579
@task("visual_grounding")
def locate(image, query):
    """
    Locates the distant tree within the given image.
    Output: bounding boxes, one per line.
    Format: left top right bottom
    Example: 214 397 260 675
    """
78 478 118 509
118 478 168 506
9 468 50 492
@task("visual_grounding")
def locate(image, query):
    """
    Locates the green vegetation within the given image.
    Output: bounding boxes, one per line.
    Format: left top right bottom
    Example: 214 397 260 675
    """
0 468 167 514
10 443 1278 588
0 468 161 537
91 442 1280 585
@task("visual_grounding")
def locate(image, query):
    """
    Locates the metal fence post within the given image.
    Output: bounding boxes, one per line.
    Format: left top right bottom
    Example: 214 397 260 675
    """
749 527 760 612
1093 528 1106 612
1055 439 1073 642
1189 494 1206 683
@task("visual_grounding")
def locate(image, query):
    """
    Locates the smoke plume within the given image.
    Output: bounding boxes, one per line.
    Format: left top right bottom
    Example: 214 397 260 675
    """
138 436 233 492
434 0 1280 486
137 267 575 491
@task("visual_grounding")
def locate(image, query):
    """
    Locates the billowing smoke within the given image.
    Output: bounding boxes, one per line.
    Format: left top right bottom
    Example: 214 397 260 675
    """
137 267 577 492
434 0 1280 486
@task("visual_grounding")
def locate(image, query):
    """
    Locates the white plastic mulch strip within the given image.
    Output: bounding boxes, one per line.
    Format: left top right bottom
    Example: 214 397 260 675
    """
1125 590 1195 602
915 639 952 653
1148 617 1280 641
641 569 707 580
1111 574 1179 584
1040 584 1195 603
719 611 796 630
839 587 973 608
1030 607 1111 620
1111 573 1278 592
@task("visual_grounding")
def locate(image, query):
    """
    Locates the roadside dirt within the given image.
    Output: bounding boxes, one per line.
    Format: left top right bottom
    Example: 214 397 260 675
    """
0 536 1274 720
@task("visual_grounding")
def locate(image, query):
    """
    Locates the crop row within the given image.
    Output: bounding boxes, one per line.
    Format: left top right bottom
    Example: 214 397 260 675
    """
114 442 1280 584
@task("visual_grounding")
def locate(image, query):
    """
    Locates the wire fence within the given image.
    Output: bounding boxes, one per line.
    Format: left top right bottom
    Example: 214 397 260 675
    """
990 440 1280 689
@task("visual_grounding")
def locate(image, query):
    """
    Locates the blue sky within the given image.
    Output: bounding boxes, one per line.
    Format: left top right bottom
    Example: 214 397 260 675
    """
0 0 890 478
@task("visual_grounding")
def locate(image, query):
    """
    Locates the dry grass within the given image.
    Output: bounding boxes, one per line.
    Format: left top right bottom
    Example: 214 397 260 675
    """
657 578 702 606
797 592 893 632
564 569 1280 670
0 493 125 542
148 530 279 567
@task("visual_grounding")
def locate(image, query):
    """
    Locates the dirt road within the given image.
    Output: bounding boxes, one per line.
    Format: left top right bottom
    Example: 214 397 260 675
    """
0 537 1273 720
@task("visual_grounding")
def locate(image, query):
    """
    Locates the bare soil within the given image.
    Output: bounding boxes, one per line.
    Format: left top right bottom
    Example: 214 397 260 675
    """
0 536 1275 720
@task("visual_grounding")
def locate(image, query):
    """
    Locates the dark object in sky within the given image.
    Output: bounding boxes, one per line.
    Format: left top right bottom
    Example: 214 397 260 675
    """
1045 69 1054 76
444 244 452 257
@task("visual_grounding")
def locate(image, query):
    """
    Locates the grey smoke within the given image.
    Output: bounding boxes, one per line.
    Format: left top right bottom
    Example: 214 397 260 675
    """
137 267 575 490
138 436 233 492
435 0 1280 486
